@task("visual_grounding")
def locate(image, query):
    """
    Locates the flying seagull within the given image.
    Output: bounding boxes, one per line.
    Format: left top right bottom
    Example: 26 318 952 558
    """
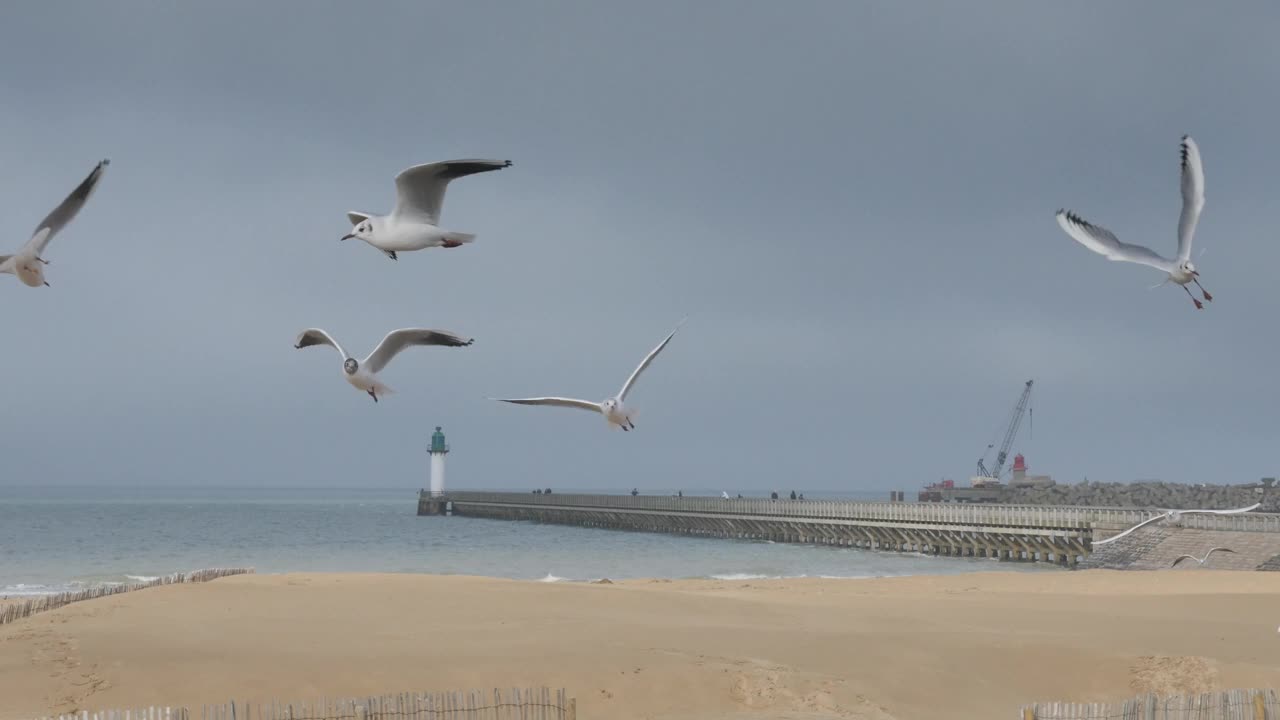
294 327 474 402
491 318 687 431
342 158 512 260
1092 503 1259 547
0 159 109 288
1055 135 1211 309
1171 547 1236 567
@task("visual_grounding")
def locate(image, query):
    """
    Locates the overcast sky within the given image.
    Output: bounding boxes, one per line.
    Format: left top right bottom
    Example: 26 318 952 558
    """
0 2 1276 493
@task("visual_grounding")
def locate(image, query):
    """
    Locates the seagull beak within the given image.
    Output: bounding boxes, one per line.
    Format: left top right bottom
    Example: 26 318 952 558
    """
1192 270 1199 276
340 233 354 241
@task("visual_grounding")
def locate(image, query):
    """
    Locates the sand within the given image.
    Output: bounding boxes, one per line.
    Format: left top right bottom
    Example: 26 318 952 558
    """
1 570 1279 720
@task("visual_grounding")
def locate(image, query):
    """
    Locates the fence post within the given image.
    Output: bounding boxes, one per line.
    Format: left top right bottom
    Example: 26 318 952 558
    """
567 698 577 720
1022 707 1034 720
1256 691 1267 720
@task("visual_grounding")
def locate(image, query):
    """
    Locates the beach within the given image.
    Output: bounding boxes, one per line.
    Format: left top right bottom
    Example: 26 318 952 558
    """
2 571 1278 720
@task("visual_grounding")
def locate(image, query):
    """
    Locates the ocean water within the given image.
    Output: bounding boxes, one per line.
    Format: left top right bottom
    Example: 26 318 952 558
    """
0 486 1052 596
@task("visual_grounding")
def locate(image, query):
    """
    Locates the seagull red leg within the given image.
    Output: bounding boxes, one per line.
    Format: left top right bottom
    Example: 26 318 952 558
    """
1181 284 1203 309
1193 277 1212 302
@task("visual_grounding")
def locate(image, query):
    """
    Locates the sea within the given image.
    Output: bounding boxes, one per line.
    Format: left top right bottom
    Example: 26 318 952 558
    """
0 486 1054 596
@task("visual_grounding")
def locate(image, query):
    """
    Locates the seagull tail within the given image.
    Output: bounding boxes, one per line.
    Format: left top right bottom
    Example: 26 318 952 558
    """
440 232 476 249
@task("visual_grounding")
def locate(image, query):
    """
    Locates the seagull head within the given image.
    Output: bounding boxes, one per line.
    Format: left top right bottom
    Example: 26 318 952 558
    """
341 220 375 242
343 358 359 375
602 398 618 413
1182 260 1198 277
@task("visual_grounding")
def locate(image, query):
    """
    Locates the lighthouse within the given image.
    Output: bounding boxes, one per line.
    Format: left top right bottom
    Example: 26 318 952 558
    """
429 426 449 497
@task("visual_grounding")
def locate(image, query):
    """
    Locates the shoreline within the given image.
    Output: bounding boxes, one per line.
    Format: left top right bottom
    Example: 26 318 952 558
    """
2 570 1278 719
1 553 1060 599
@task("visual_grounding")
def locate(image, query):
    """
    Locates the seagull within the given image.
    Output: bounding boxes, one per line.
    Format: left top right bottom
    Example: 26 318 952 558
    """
1055 135 1211 309
491 318 686 431
1171 547 1236 567
294 327 474 402
0 159 109 288
342 158 512 261
1092 503 1259 546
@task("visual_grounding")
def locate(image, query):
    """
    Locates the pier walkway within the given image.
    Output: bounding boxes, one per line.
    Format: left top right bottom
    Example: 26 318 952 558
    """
419 491 1280 565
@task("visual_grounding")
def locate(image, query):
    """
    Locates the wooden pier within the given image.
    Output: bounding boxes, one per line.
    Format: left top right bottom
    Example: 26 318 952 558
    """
415 491 1280 565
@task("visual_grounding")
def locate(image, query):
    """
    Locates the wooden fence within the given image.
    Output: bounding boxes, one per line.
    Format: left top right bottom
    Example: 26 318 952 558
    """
28 688 575 720
1021 688 1279 719
0 568 254 626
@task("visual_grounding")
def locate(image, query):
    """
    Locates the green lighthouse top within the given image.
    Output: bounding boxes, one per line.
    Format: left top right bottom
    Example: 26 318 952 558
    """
430 426 449 454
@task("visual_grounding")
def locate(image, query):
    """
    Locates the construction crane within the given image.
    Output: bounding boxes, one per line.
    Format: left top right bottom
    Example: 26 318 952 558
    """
972 379 1034 488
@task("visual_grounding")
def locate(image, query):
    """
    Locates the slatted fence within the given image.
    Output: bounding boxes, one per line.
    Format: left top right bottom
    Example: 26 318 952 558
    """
27 688 575 720
1021 688 1278 719
0 568 254 625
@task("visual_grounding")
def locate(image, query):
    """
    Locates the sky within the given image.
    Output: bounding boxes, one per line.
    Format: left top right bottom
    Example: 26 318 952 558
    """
0 2 1277 493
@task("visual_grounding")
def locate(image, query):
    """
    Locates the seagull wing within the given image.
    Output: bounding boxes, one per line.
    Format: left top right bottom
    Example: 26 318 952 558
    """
1055 210 1176 273
617 317 687 402
1171 555 1195 567
22 159 109 257
491 397 604 414
1176 135 1205 263
347 211 371 226
1091 511 1171 546
294 328 348 360
362 328 474 374
392 159 512 225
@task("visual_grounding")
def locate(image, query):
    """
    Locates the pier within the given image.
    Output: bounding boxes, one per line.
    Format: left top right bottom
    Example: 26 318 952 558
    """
417 491 1280 566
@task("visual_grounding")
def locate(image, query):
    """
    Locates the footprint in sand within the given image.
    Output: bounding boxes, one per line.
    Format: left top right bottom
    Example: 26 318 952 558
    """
1129 655 1220 696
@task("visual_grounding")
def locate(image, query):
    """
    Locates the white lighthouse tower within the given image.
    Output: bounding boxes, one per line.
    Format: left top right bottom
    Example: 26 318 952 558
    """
429 426 449 497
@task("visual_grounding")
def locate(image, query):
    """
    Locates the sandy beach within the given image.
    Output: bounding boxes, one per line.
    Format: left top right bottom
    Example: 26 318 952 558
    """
1 570 1278 720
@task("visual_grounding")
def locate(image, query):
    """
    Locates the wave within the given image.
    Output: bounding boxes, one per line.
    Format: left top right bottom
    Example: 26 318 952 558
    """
0 582 82 597
537 573 568 583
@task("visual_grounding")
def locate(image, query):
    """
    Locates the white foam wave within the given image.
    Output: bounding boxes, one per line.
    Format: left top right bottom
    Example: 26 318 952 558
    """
538 573 568 583
708 573 781 581
125 575 160 582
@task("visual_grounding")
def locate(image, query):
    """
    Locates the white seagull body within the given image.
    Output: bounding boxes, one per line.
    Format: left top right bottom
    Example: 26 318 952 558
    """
1055 135 1212 309
492 318 686 431
1092 503 1259 547
0 159 109 288
294 327 474 402
342 158 512 260
1171 547 1236 567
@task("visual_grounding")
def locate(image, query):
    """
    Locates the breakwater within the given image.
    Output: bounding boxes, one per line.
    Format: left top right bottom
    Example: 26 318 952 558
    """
424 492 1174 566
422 492 1280 567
